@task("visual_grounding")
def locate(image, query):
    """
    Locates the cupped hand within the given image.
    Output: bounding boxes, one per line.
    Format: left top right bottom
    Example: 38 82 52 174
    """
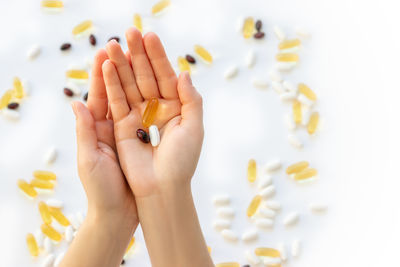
102 27 204 197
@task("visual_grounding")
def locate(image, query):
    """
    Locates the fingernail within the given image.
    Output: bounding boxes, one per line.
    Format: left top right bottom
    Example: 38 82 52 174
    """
184 71 192 85
70 102 77 116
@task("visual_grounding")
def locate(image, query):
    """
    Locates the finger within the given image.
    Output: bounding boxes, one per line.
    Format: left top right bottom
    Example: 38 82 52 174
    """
87 49 109 121
102 60 130 122
71 101 98 155
143 32 178 99
106 40 143 104
177 72 203 130
125 27 160 99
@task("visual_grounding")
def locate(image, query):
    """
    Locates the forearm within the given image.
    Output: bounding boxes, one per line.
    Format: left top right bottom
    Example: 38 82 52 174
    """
59 211 137 267
137 181 214 267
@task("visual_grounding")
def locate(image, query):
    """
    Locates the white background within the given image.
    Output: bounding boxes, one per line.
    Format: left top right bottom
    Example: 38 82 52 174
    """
0 0 399 266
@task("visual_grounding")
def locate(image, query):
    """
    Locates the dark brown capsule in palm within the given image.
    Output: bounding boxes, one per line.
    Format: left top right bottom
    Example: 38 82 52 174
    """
63 88 74 97
60 43 71 51
7 102 19 109
185 54 196 64
108 36 120 43
89 34 97 46
136 129 150 143
83 92 88 101
254 31 265 39
255 20 262 31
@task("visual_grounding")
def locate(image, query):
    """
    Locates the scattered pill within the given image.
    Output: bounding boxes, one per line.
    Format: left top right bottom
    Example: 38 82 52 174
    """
284 114 296 131
34 170 56 181
258 208 276 218
309 203 328 213
38 201 52 224
255 247 280 257
43 147 57 165
273 26 286 40
136 129 150 143
280 91 297 101
27 44 41 60
185 54 196 64
284 212 300 227
83 92 88 101
41 254 55 267
26 233 39 257
72 20 93 36
269 71 282 82
263 257 282 266
13 77 24 98
242 17 255 39
0 89 14 109
121 259 126 265
49 207 70 226
307 112 319 134
298 83 317 101
217 207 235 218
89 34 96 46
221 229 238 242
65 225 74 243
216 263 240 267
245 250 261 265
194 45 213 64
149 125 160 147
255 20 262 31
241 229 258 242
2 109 20 120
142 98 159 128
66 70 89 80
251 78 269 89
275 62 297 72
41 223 62 242
60 43 71 51
212 194 231 206
247 195 262 217
288 133 303 149
277 242 287 262
18 179 37 198
265 200 281 211
297 94 314 107
35 229 44 248
265 159 282 172
292 100 302 124
282 81 297 92
254 32 265 39
294 168 317 181
286 161 309 174
178 56 191 74
43 237 53 254
41 0 63 8
133 13 143 32
46 199 63 209
291 239 301 257
31 178 54 189
224 65 239 80
260 185 276 199
152 0 171 15
255 218 274 229
271 82 284 94
213 219 232 231
257 175 272 189
276 53 299 62
54 252 65 266
7 102 19 109
245 50 256 68
279 39 301 50
247 159 257 182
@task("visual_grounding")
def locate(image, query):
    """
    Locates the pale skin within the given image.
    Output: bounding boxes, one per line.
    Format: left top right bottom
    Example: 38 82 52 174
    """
60 27 214 267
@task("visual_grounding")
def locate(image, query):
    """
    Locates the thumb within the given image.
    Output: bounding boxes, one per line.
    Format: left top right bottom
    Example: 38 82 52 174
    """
72 101 98 155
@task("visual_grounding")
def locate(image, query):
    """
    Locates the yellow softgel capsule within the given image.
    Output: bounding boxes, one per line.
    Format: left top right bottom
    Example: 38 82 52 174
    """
247 195 262 217
279 39 301 50
177 56 191 74
49 207 70 226
286 161 309 175
126 237 135 253
17 179 37 198
152 0 171 15
247 159 257 182
13 77 24 99
216 263 240 267
294 168 317 181
142 98 159 128
66 70 89 79
72 20 93 36
292 100 302 124
255 247 281 257
0 89 14 109
207 246 212 253
38 201 52 224
31 179 54 190
33 170 56 181
242 17 255 39
307 112 319 134
194 45 213 64
41 0 63 8
298 83 317 101
133 14 143 32
26 233 39 257
276 53 299 62
41 223 62 242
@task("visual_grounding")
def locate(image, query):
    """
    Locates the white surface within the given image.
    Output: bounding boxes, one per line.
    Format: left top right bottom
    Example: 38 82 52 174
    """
0 0 400 266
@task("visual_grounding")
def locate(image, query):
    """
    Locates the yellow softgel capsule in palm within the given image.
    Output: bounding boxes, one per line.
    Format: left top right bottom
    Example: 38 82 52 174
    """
142 98 159 128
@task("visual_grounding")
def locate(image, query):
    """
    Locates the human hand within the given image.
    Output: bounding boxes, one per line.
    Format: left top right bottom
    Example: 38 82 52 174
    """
102 27 204 197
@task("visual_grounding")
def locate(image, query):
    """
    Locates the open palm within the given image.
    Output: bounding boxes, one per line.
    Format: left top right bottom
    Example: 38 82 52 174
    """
103 28 204 197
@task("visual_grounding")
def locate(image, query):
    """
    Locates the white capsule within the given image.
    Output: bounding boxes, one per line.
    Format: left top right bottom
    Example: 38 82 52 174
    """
27 44 41 61
44 237 53 254
54 252 65 267
275 62 297 72
257 175 272 189
22 80 31 96
41 254 55 267
288 133 303 149
255 218 274 229
221 229 238 242
68 214 80 230
268 71 282 82
224 65 239 80
213 219 232 231
302 108 311 126
65 225 74 243
251 78 269 89
2 109 20 121
283 81 297 92
295 27 311 39
51 221 65 234
266 200 281 211
76 212 85 225
273 26 286 40
35 229 44 248
280 91 297 101
241 229 258 242
284 212 300 227
277 242 288 262
245 250 261 265
264 159 282 172
260 185 276 199
245 50 256 68
43 146 57 165
284 114 297 131
264 257 282 266
46 199 64 209
291 239 301 258
309 203 328 214
212 194 231 206
297 94 315 107
271 82 284 94
84 56 93 69
257 208 276 218
216 207 235 218
149 125 160 147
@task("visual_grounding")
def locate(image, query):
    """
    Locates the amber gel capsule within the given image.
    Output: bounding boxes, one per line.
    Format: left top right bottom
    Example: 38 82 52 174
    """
142 98 159 128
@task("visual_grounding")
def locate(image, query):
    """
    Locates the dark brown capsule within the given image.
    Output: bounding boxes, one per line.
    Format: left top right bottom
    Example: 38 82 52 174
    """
63 88 74 97
121 259 125 265
242 265 250 267
60 43 71 51
83 92 88 101
7 102 19 109
254 31 265 39
108 36 120 43
136 129 150 143
89 34 97 46
255 20 262 31
185 54 196 64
